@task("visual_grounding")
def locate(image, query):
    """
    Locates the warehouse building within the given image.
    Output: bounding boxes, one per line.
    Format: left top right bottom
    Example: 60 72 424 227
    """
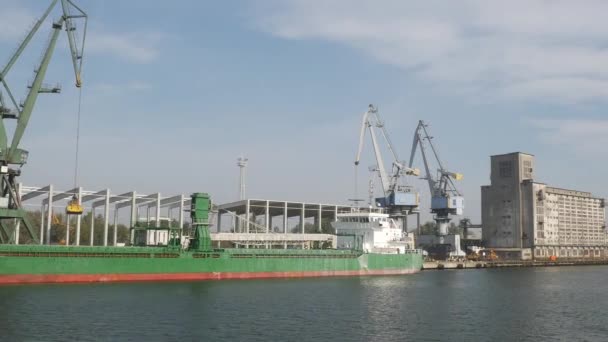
481 152 607 260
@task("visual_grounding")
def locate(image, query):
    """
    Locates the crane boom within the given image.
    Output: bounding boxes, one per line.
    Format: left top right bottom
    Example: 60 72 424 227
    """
409 125 435 195
354 105 419 225
409 120 464 245
0 0 88 244
367 118 390 194
0 1 58 81
7 20 63 163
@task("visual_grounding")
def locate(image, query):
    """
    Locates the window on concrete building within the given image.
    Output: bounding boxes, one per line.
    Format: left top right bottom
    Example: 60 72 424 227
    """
499 161 513 178
523 160 533 178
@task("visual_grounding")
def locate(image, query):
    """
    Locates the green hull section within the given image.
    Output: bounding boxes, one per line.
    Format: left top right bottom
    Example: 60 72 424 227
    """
0 245 422 283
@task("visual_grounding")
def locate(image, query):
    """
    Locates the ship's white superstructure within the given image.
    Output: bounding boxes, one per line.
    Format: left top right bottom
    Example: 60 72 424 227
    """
332 208 415 254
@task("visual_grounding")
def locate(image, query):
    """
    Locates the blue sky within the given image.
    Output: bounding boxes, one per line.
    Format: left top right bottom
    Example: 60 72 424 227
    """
1 0 607 223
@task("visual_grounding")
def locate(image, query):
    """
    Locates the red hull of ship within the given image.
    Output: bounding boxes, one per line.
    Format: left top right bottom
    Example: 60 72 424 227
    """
0 269 418 285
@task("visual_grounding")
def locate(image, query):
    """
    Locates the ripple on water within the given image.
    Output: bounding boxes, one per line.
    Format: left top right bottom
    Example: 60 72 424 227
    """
0 266 607 342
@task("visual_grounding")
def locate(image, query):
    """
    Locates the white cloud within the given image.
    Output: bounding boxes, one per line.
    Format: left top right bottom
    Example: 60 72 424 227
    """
252 0 608 102
528 118 608 154
0 6 34 41
91 81 153 93
0 1 163 64
87 31 164 63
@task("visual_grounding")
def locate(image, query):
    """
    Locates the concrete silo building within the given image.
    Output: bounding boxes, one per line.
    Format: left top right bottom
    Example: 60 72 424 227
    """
481 152 607 260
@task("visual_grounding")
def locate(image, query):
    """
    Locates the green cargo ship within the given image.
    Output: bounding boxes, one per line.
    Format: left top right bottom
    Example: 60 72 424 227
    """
0 193 423 284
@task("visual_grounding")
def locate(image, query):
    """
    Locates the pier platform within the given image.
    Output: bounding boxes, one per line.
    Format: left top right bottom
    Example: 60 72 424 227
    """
422 259 608 270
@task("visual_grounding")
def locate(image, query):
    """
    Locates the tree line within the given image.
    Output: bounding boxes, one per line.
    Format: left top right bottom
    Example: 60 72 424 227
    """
17 210 130 245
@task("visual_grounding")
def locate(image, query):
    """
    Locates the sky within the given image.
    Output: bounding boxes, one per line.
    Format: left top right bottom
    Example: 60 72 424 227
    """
1 0 607 224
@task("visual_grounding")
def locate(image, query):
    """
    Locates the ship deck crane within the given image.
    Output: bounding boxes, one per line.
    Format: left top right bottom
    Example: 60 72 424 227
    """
355 104 420 226
408 120 464 244
0 0 87 243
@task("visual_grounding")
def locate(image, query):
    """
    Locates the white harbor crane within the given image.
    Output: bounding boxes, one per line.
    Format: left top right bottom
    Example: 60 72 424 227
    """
408 120 464 244
355 104 420 225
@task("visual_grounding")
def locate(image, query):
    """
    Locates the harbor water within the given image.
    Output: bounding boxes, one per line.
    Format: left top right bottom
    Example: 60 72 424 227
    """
1 266 607 341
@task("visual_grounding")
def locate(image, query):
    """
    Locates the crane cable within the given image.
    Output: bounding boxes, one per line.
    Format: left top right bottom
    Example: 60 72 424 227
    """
354 164 359 206
73 86 82 188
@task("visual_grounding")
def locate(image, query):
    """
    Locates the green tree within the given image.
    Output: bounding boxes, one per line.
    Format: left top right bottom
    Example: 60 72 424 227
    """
419 221 437 235
23 210 130 245
448 222 463 237
291 218 335 235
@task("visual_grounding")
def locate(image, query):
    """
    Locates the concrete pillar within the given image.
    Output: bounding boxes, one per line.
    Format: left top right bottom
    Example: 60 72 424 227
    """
146 205 151 244
245 199 250 234
416 212 421 235
130 192 137 245
65 215 70 246
45 185 53 245
103 189 110 246
283 202 288 234
301 203 305 234
317 204 322 232
14 220 20 245
75 187 82 246
155 193 161 244
179 194 184 242
234 213 239 233
14 183 22 244
217 211 221 233
265 200 270 233
113 208 118 246
334 206 338 222
90 207 95 246
39 204 44 245
301 204 305 249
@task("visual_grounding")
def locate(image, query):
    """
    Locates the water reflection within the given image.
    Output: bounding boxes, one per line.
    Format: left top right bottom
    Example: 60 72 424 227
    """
0 267 607 341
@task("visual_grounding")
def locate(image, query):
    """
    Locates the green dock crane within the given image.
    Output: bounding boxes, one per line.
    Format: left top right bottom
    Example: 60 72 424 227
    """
0 0 87 243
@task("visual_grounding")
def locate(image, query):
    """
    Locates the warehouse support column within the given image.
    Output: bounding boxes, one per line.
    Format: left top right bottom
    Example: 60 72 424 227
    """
112 208 118 246
145 205 151 244
75 187 82 246
90 206 95 246
265 200 270 233
103 189 110 246
283 202 288 234
45 185 53 245
155 193 161 245
216 209 221 233
245 199 250 249
130 192 137 245
301 204 305 234
317 204 322 233
265 200 270 249
65 215 70 246
14 183 22 244
39 203 44 245
283 202 288 249
301 203 305 249
179 194 185 244
245 199 250 234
